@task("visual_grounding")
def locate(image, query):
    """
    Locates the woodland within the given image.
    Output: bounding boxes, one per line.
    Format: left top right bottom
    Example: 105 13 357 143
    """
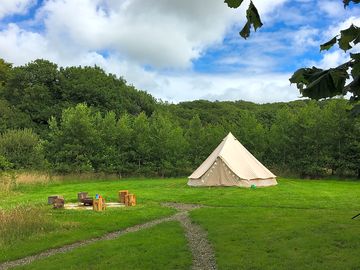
0 59 359 178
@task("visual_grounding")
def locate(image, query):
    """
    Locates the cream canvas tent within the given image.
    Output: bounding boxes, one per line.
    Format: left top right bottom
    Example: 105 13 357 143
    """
188 132 277 187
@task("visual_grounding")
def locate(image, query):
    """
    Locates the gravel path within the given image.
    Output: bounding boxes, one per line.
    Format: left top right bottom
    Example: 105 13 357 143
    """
0 203 217 270
176 212 217 269
162 203 217 269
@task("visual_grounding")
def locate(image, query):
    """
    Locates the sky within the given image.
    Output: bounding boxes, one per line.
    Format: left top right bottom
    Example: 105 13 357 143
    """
0 0 359 104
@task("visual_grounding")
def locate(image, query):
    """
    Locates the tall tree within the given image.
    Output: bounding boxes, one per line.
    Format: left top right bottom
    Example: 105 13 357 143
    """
2 59 62 133
46 104 98 173
342 116 360 177
149 112 188 177
267 106 296 172
92 111 118 173
185 115 205 166
291 102 326 177
133 112 152 174
0 99 33 133
114 113 134 176
0 59 12 87
320 99 352 174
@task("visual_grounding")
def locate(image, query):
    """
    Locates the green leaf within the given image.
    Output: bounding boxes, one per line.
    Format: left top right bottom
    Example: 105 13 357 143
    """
320 37 337 51
346 76 360 96
289 68 308 90
239 1 263 39
330 69 347 92
240 21 251 39
247 1 263 31
350 53 360 61
338 24 360 51
290 66 349 100
351 63 360 78
350 54 360 77
224 0 243 8
302 70 346 99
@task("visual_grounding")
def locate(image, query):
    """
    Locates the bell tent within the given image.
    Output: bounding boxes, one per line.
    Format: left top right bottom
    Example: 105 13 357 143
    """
188 132 277 187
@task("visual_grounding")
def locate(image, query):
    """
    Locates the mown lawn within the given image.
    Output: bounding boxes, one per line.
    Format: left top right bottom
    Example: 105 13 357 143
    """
1 178 360 269
15 221 191 270
0 204 174 262
191 207 360 269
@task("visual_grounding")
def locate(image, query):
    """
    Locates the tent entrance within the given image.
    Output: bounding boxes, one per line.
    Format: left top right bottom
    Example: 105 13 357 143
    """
200 157 241 186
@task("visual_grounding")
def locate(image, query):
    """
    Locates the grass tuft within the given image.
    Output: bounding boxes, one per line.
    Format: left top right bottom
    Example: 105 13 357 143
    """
0 172 18 194
0 206 54 245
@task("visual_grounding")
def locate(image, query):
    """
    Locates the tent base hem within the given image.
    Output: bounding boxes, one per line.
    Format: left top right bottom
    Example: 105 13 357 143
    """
187 178 277 188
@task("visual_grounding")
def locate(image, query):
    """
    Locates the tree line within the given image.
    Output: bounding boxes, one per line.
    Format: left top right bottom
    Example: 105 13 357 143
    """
0 59 359 178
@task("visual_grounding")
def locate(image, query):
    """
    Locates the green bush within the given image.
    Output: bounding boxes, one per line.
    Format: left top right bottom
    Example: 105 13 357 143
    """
0 155 12 171
0 129 45 170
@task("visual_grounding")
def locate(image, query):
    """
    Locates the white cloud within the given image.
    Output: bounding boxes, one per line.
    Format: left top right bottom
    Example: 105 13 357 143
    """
291 26 319 48
0 0 35 19
318 0 345 18
63 52 299 104
252 0 288 22
0 24 54 65
38 0 239 69
215 54 278 74
34 0 289 69
0 0 305 104
325 16 360 39
317 50 349 69
221 25 320 75
116 69 300 104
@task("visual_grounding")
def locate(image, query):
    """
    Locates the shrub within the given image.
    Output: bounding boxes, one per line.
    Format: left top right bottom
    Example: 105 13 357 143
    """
0 129 45 170
0 155 12 171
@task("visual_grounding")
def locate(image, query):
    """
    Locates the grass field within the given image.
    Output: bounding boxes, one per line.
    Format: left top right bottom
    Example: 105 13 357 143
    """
1 178 360 269
15 221 192 270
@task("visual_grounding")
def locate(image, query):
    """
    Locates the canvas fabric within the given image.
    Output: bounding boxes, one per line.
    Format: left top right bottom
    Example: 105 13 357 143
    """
188 132 277 187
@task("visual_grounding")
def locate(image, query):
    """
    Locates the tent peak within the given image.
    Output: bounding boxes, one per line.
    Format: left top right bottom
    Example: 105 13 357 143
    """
225 132 237 140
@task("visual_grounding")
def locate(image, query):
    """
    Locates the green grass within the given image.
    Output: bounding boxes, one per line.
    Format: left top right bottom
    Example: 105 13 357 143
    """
191 207 360 270
0 204 174 262
15 221 192 270
0 206 54 245
4 178 360 210
1 177 360 269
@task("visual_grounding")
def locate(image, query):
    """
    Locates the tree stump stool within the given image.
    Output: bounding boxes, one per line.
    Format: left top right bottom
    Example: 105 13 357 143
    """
82 197 94 206
119 190 129 203
48 195 63 205
125 194 136 206
93 198 106 211
78 192 88 203
53 198 65 209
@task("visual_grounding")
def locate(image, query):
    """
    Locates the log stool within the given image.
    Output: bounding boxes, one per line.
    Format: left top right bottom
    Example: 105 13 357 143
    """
118 190 129 204
48 195 63 205
78 192 88 203
93 197 106 211
125 194 136 206
53 198 65 209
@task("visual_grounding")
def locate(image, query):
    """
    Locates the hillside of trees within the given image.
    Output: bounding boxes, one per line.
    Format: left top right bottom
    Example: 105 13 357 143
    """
0 59 359 178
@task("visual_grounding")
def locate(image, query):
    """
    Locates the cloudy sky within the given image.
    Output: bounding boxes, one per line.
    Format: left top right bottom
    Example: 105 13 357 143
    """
0 0 359 103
